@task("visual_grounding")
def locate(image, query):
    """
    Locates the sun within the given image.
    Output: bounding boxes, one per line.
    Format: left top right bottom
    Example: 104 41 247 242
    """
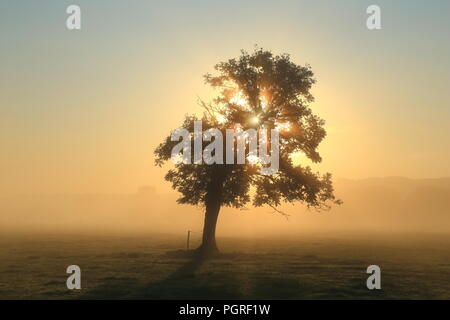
251 116 260 124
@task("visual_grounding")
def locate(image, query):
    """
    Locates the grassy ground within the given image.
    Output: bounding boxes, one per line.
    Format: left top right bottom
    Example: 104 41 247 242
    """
1 232 450 299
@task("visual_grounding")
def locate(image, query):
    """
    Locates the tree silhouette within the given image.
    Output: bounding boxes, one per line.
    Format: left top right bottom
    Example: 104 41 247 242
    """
155 48 340 256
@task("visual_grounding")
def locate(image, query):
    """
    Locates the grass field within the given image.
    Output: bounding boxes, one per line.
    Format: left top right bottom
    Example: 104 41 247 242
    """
1 232 450 299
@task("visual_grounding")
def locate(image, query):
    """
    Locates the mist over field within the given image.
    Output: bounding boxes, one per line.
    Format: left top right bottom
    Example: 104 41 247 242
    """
1 0 450 301
2 177 450 236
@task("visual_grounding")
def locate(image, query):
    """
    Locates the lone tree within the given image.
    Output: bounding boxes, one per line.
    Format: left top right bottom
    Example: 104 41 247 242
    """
155 48 340 256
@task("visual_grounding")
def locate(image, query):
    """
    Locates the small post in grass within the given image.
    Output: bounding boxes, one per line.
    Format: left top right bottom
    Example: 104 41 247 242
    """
186 230 191 251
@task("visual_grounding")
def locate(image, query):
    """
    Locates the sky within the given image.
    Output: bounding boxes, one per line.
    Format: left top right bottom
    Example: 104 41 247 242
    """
1 0 450 196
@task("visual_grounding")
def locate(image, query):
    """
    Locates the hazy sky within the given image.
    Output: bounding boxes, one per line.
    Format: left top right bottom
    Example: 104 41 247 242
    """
1 0 450 195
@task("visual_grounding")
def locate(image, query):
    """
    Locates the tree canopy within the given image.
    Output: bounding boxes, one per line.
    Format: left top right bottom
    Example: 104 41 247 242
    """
155 48 340 216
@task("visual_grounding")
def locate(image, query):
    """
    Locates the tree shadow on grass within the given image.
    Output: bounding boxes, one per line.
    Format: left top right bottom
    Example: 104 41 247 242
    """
80 251 371 300
80 251 243 299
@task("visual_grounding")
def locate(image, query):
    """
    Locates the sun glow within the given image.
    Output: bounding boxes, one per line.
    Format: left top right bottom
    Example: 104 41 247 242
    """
247 154 261 165
215 113 227 124
230 91 248 107
275 121 291 132
259 94 269 111
290 151 305 166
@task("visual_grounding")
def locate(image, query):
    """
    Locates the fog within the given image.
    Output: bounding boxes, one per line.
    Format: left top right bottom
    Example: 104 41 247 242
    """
1 177 450 237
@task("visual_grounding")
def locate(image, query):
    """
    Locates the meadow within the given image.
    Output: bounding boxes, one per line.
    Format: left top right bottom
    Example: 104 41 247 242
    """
1 232 450 299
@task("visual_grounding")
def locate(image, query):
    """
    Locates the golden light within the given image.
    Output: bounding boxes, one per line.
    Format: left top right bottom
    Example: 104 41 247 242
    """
259 94 269 111
251 116 260 124
216 114 227 124
247 154 260 164
230 91 248 107
290 151 304 166
275 121 291 132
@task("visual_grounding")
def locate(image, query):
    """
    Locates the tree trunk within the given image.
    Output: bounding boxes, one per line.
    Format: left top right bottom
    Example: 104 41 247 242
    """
197 200 221 255
196 166 224 256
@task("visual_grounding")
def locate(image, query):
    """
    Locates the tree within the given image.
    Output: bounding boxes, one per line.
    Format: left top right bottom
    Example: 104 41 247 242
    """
155 48 340 256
